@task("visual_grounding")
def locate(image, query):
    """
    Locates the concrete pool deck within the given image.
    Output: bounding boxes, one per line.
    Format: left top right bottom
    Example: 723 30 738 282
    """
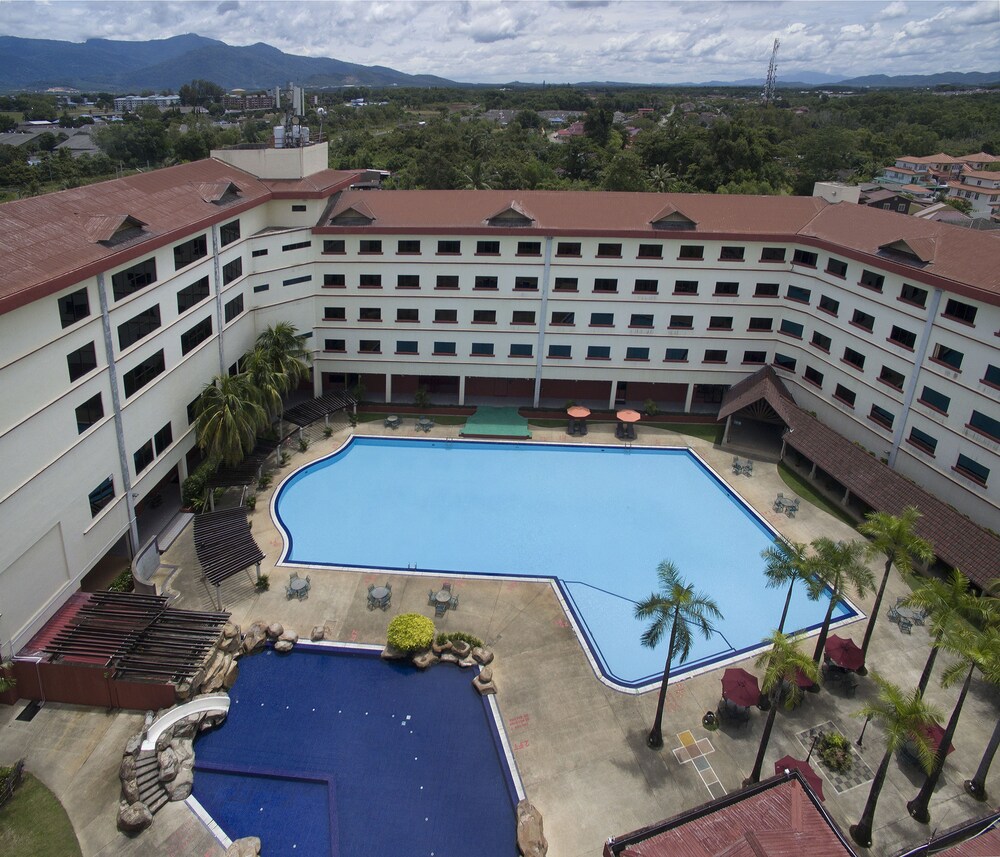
1 418 996 857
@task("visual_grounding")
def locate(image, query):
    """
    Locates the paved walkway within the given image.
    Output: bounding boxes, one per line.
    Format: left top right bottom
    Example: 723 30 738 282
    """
1 418 996 857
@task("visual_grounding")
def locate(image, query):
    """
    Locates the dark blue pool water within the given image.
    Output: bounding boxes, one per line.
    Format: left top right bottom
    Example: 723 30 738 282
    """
192 647 519 857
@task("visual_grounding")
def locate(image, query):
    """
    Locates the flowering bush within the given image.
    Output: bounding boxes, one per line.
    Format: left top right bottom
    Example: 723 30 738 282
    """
817 731 853 773
387 614 435 653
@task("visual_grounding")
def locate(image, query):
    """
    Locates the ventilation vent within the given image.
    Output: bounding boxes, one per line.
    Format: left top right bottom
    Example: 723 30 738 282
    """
484 202 535 227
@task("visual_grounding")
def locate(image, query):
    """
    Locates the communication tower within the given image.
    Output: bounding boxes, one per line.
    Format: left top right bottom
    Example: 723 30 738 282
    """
272 82 310 148
761 39 780 105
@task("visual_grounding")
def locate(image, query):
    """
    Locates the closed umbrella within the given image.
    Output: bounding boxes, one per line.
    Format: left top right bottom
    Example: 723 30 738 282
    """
774 755 825 801
825 634 864 671
721 667 760 708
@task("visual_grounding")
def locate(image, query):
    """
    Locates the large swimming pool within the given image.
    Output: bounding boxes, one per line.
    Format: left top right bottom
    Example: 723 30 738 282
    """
274 438 855 690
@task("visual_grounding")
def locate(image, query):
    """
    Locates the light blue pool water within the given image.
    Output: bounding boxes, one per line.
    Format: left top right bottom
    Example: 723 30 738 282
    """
274 438 854 689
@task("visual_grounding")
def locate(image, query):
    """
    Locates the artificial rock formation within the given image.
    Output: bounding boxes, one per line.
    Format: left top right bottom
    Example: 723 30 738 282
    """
117 799 153 835
242 620 268 655
412 650 440 669
473 666 497 696
274 628 299 653
472 647 494 665
516 800 548 857
225 837 262 857
266 622 284 640
310 624 329 642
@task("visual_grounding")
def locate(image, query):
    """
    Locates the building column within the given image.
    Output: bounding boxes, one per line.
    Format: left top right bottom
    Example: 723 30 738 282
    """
608 381 619 411
809 462 817 478
683 383 695 414
385 373 393 405
312 368 323 398
458 375 466 407
723 415 733 445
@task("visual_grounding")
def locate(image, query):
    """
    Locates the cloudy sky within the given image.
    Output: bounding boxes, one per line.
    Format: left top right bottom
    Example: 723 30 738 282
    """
2 0 998 83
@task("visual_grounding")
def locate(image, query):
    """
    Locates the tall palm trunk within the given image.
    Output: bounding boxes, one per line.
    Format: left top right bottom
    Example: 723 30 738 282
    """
812 596 838 665
777 581 795 634
647 613 678 750
850 748 893 847
965 717 1000 801
916 631 943 696
858 557 893 674
907 662 975 823
746 685 781 784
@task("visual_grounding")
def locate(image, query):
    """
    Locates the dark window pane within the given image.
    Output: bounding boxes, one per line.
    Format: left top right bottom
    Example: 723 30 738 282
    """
219 219 240 246
118 305 161 350
89 476 115 517
67 341 97 382
75 393 103 433
180 316 212 355
173 235 208 270
122 350 165 398
58 288 90 328
177 276 210 312
111 258 157 301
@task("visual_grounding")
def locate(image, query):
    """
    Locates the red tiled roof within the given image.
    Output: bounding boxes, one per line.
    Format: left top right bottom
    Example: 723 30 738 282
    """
719 368 1000 589
934 825 1000 856
259 168 361 198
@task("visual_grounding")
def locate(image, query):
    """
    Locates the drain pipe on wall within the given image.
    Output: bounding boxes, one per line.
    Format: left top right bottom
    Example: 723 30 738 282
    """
532 236 554 408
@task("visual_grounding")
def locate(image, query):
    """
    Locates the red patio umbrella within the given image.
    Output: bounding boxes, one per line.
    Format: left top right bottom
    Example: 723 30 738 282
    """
774 755 825 801
825 634 864 671
721 667 760 708
793 667 817 689
917 722 955 756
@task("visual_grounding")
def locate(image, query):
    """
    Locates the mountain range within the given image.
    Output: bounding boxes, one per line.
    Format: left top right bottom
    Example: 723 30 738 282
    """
1 34 998 93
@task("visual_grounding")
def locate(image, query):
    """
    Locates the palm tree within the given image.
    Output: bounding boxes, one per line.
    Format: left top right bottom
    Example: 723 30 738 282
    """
242 344 286 421
807 538 875 666
857 507 934 674
648 164 677 192
907 625 1000 823
255 322 310 393
635 560 722 750
194 374 267 467
849 672 941 848
965 717 1000 802
903 568 988 696
761 540 812 634
745 632 819 784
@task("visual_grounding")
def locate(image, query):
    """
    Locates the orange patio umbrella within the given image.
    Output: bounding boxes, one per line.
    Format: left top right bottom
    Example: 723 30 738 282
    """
616 409 641 423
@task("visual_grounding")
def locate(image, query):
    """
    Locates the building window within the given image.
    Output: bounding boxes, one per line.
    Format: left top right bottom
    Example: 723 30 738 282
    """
510 343 533 358
833 383 856 407
292 205 307 212
75 393 104 433
396 340 418 354
187 396 200 425
251 248 269 258
969 411 1000 443
858 269 884 291
553 277 578 291
551 311 575 326
824 257 848 278
359 239 382 254
397 239 421 254
594 278 618 293
474 276 498 290
708 316 732 330
514 276 539 291
908 427 937 455
843 347 865 370
324 307 346 321
548 344 572 359
704 349 727 363
511 310 536 325
433 341 456 355
397 308 419 323
435 309 458 323
111 258 157 301
359 274 382 288
889 325 916 349
673 280 698 295
792 249 817 267
67 342 97 382
224 294 244 322
253 284 270 293
219 219 240 246
811 331 831 352
123 349 165 397
669 314 693 329
58 288 90 327
596 242 621 257
473 309 496 324
664 348 688 362
878 366 904 390
678 245 703 260
714 282 739 296
590 312 614 327
818 295 840 315
630 313 654 328
851 309 875 332
88 476 115 517
918 386 950 414
932 344 963 370
943 298 977 325
786 285 811 303
175 278 210 314
637 243 662 259
516 240 541 256
760 247 786 262
282 240 311 252
983 364 1000 388
324 274 346 288
870 405 894 429
390 274 418 290
437 240 460 255
180 317 212 355
748 317 772 331
471 342 494 356
359 307 382 321
626 347 649 361
556 242 581 256
779 319 803 338
358 340 381 354
476 240 500 255
222 257 243 285
117 305 161 350
899 283 927 307
133 440 153 473
774 353 796 371
587 345 611 360
324 339 346 352
634 279 658 294
743 350 766 364
755 282 779 297
719 246 745 261
323 239 345 254
955 454 989 486
804 366 824 387
283 275 311 286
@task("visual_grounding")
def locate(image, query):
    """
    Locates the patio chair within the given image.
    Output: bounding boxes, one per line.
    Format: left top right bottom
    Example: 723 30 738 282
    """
912 609 926 626
298 576 311 600
286 583 296 600
743 459 753 476
450 594 459 610
428 589 437 605
899 618 913 634
616 423 626 440
732 457 742 474
785 498 800 517
566 419 577 436
887 604 901 623
442 582 452 593
578 421 588 437
773 492 786 512
625 423 636 441
435 601 448 617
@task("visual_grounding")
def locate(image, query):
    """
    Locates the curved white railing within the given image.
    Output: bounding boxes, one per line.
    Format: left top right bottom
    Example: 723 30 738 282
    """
141 693 231 751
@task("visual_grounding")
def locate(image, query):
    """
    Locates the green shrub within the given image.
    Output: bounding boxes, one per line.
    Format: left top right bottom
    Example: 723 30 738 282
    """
817 731 853 773
298 437 310 453
254 574 269 593
258 474 273 490
643 398 659 417
323 425 334 438
435 631 484 648
387 613 435 653
246 494 257 511
182 461 214 510
108 568 134 593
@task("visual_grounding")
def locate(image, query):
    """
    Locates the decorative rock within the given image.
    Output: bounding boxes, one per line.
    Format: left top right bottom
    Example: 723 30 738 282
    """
310 625 327 642
225 837 262 857
163 738 195 801
219 623 242 654
412 651 440 670
121 776 140 805
458 656 476 669
119 754 136 783
200 651 235 694
274 640 294 653
266 622 284 640
158 746 178 782
124 733 143 757
516 800 548 857
473 666 497 695
175 682 192 702
432 640 452 655
472 647 494 665
117 799 153 835
478 667 493 683
381 643 408 660
222 660 239 689
451 640 472 658
279 629 299 644
155 729 173 753
242 622 268 655
439 652 460 665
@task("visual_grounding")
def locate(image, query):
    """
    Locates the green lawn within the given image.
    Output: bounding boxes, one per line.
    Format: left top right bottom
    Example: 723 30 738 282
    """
778 462 858 527
0 773 81 857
